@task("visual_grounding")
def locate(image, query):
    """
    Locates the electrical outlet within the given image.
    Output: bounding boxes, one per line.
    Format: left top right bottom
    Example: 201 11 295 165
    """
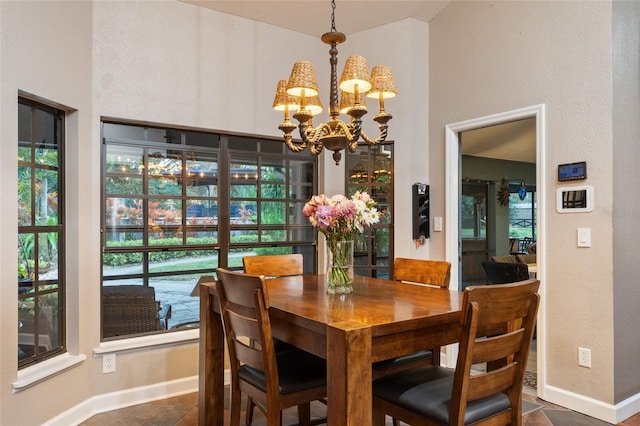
578 347 591 368
103 353 116 374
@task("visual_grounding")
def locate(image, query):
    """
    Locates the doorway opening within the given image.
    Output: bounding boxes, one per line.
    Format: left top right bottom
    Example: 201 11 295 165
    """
444 104 546 397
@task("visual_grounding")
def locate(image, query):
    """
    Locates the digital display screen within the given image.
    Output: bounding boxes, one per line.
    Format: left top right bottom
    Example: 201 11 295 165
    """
558 161 587 181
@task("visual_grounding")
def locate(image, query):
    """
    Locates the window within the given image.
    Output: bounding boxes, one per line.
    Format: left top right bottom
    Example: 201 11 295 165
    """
345 143 394 279
101 122 316 339
18 97 66 368
508 184 536 246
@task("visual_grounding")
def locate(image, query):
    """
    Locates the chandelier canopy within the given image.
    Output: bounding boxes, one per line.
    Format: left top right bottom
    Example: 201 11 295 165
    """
273 0 397 165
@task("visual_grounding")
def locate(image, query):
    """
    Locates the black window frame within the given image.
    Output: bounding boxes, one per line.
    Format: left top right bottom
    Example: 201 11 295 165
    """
100 120 317 340
18 96 66 368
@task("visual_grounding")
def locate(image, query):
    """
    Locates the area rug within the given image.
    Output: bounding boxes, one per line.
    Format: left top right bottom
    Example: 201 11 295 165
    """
524 370 537 390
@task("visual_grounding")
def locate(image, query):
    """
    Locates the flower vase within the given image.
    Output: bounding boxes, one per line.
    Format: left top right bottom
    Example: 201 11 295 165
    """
326 239 354 294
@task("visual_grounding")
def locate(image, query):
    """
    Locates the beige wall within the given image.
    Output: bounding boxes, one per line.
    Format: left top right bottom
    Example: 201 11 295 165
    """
430 0 616 407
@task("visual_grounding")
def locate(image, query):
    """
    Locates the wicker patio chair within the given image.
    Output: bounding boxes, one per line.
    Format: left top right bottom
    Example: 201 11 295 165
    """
102 285 171 338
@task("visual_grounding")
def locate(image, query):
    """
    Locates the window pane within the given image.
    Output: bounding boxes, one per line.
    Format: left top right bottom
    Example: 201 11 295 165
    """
289 227 315 241
18 166 32 226
148 199 182 226
18 233 35 283
261 201 285 224
148 153 182 195
151 274 202 329
107 176 143 195
105 230 143 247
186 228 217 245
230 229 258 243
103 252 144 276
149 229 183 245
38 232 59 281
149 250 217 273
186 153 218 196
106 197 144 226
35 168 59 226
289 201 308 225
261 229 286 241
230 201 256 224
105 145 143 175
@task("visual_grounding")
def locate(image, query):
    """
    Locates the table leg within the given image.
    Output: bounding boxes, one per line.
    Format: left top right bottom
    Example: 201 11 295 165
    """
327 322 372 425
199 285 224 426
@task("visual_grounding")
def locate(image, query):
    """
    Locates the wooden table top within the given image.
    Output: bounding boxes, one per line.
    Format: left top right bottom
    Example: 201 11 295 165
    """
266 274 463 334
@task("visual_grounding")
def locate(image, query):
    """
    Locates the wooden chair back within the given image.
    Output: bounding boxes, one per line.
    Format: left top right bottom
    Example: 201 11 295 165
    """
393 258 451 288
243 253 303 278
215 268 276 392
450 279 540 425
215 268 327 425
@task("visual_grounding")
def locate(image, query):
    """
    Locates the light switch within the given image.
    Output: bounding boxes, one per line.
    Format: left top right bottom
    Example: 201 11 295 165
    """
577 228 591 247
434 217 443 232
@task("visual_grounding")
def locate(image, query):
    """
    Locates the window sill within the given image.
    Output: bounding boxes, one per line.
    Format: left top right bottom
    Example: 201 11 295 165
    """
93 329 199 356
13 353 87 392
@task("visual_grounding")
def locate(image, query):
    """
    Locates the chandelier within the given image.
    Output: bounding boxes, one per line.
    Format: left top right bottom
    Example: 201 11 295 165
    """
272 0 397 165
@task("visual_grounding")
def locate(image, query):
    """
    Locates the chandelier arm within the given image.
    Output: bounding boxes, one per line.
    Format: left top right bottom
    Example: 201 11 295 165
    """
282 133 309 153
360 124 388 145
299 122 332 155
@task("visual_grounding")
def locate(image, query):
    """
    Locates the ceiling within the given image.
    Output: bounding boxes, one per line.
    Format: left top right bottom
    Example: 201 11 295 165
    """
182 0 537 164
462 118 537 164
182 0 451 36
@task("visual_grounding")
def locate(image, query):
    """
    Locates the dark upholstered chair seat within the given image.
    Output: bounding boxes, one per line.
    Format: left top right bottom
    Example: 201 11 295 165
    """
238 348 327 395
372 350 434 371
373 366 511 425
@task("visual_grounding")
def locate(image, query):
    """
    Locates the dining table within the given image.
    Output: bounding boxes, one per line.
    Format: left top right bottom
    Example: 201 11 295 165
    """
199 273 464 425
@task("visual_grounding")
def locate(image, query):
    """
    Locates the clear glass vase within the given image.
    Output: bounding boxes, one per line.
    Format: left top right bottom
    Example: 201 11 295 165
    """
326 239 354 294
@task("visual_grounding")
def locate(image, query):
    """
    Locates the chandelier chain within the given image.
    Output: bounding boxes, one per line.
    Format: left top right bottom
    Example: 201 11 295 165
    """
330 0 337 32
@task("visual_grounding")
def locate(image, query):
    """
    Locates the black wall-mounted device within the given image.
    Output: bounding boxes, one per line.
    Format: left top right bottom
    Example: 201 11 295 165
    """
412 183 429 240
558 161 587 181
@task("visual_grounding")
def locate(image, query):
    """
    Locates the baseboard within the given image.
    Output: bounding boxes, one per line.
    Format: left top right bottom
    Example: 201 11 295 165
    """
43 375 199 426
543 383 640 424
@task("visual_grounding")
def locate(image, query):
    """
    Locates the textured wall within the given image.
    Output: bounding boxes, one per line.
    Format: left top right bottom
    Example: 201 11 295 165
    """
429 0 615 407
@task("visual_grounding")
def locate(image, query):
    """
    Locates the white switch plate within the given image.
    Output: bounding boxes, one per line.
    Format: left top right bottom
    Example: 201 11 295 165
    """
577 228 591 247
434 217 442 232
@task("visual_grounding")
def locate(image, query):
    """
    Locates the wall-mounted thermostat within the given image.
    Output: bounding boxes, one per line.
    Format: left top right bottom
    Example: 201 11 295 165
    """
556 185 593 213
558 161 587 181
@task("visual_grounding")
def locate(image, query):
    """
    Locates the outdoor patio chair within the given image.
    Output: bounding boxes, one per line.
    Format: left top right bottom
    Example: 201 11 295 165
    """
102 285 171 338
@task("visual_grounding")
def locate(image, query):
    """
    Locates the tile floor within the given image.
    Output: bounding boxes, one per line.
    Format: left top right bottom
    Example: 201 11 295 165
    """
80 387 640 426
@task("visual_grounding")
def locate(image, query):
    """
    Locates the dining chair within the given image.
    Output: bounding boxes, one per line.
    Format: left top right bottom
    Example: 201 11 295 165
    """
215 268 327 426
372 279 540 426
243 253 304 277
373 258 451 380
242 253 309 422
